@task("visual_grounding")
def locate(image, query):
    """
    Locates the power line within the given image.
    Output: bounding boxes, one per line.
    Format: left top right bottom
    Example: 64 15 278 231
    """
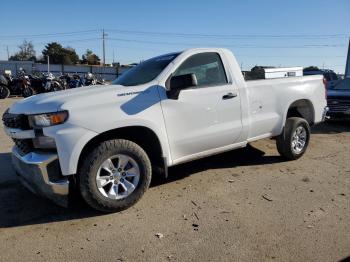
241 53 347 57
106 44 345 58
1 28 347 49
0 28 347 40
0 29 348 64
4 36 344 49
106 29 348 40
31 38 101 46
106 37 346 49
0 29 100 39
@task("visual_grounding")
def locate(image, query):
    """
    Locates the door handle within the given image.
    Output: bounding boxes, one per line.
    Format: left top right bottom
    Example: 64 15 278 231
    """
222 92 237 100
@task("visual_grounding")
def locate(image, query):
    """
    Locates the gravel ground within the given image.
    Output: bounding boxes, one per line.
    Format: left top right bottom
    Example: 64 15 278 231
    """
0 97 349 262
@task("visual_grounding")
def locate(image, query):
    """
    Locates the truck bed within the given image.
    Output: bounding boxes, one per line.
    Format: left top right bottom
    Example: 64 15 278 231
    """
243 75 326 140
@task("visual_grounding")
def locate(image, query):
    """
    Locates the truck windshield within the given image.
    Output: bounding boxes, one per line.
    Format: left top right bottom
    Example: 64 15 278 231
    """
113 53 180 86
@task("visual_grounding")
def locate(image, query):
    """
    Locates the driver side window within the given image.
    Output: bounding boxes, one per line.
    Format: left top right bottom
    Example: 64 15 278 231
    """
173 52 228 88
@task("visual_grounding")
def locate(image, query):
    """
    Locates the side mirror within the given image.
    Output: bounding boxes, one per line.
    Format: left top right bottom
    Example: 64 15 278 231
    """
167 73 197 99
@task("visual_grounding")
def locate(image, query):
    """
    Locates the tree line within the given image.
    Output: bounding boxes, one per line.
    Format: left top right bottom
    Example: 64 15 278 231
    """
9 40 101 65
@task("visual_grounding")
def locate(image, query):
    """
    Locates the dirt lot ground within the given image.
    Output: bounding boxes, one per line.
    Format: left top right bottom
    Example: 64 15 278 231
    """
0 97 349 262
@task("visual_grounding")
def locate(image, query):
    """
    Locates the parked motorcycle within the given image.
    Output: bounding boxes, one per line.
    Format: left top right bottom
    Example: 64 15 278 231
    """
96 79 106 85
83 73 97 86
68 74 84 88
82 73 106 86
0 75 10 99
94 74 106 85
1 71 106 98
58 74 70 90
1 71 34 98
42 73 64 92
16 73 34 97
28 73 44 93
30 73 65 94
67 73 105 88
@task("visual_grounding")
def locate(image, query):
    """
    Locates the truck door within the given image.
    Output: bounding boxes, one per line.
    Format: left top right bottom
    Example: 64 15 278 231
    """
160 52 243 162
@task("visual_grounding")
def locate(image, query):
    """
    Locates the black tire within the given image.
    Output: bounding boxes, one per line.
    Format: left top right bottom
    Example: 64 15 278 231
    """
0 86 10 99
51 81 63 92
22 87 34 97
79 139 152 212
276 117 310 160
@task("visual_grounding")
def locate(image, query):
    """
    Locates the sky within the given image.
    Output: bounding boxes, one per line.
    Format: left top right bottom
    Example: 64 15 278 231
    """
0 0 349 73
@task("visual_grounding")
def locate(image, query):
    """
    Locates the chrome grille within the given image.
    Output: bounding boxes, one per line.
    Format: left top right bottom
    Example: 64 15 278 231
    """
13 139 33 156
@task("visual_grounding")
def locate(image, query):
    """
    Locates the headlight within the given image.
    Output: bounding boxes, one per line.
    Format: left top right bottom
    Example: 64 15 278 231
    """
29 111 68 128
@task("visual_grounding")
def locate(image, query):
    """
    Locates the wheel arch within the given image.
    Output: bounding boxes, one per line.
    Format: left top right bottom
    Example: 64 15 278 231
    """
285 99 315 125
76 125 167 178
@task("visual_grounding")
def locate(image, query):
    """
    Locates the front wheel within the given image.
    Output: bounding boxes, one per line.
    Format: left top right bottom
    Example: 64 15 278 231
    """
51 81 63 92
0 86 10 99
276 117 310 160
79 139 152 212
22 87 34 97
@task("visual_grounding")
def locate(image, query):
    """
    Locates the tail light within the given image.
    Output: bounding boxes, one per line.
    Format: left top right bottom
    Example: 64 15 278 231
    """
323 77 327 99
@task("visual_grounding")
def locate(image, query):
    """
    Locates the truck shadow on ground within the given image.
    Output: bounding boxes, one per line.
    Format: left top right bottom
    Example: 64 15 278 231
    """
311 121 350 134
152 144 283 187
0 145 284 228
338 256 350 262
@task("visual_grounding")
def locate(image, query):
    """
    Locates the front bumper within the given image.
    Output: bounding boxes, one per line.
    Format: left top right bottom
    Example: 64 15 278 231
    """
12 146 69 207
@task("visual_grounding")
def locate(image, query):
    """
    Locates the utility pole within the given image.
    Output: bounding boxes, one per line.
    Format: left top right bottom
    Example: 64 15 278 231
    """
345 37 350 78
102 29 107 66
47 55 50 74
6 46 9 60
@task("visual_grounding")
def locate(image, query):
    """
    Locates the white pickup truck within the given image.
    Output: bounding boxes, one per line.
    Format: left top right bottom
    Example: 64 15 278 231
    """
2 48 328 212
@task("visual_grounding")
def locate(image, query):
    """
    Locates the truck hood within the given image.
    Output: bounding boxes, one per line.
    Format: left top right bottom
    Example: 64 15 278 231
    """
9 84 146 114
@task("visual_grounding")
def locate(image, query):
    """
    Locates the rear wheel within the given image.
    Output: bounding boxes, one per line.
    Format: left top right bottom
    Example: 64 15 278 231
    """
276 117 310 160
79 139 152 212
0 86 10 99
